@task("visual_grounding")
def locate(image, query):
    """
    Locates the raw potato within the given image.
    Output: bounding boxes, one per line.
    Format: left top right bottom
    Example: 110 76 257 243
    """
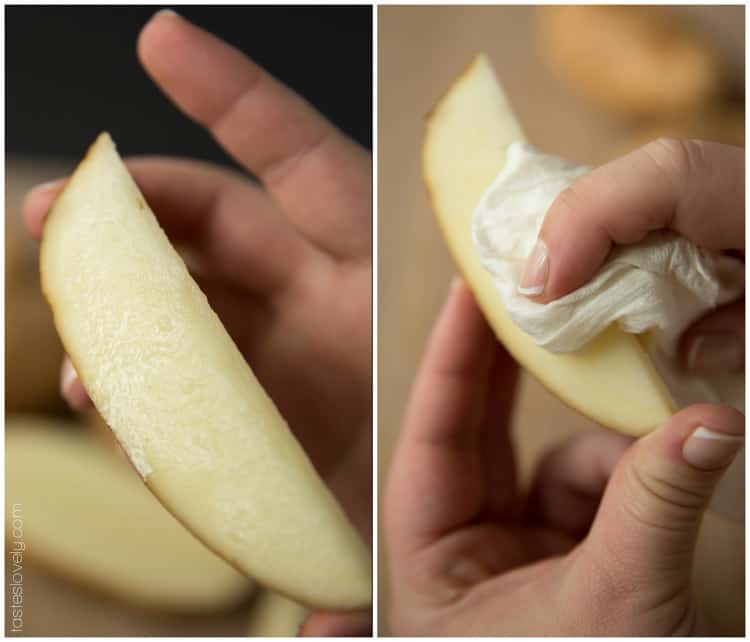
422 55 676 436
246 591 309 637
40 133 371 610
6 416 253 612
536 6 722 117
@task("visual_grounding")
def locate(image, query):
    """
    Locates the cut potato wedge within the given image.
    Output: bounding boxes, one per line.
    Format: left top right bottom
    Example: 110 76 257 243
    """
246 591 309 637
6 416 253 612
423 56 676 435
40 133 371 610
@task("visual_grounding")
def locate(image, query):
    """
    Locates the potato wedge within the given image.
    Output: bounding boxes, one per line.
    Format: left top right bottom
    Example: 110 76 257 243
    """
422 56 676 435
40 133 371 610
6 416 253 612
246 590 308 637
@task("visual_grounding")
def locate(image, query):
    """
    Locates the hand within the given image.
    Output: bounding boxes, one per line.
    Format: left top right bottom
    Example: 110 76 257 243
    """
519 138 744 374
384 279 744 635
24 11 371 635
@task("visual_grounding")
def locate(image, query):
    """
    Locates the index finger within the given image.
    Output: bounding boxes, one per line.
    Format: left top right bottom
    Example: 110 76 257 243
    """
23 157 317 295
384 280 514 557
137 10 370 259
533 138 744 303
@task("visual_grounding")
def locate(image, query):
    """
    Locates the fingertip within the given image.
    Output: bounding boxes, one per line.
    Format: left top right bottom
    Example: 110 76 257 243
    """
684 334 744 375
676 405 744 472
22 179 65 240
533 184 616 303
136 12 159 68
440 275 474 321
679 300 745 375
145 7 184 30
448 275 475 309
437 275 491 351
60 358 93 411
299 610 372 637
153 8 181 20
682 425 744 471
517 238 549 300
642 403 745 472
449 274 463 293
515 232 585 304
137 8 185 72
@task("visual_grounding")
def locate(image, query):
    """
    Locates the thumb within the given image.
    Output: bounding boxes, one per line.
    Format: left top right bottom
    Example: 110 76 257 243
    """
582 404 744 601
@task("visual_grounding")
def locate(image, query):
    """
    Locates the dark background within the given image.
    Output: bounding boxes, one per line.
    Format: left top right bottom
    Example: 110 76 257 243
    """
6 5 372 166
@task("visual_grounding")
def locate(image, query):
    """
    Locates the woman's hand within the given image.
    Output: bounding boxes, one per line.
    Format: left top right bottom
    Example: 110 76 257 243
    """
24 11 371 636
386 138 744 635
385 279 743 635
519 138 744 374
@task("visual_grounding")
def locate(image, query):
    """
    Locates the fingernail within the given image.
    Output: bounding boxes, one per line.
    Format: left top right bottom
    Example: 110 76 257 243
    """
60 360 92 409
155 8 181 19
518 239 549 297
682 426 744 471
60 359 78 399
686 334 743 374
450 275 462 292
31 179 64 194
25 179 64 209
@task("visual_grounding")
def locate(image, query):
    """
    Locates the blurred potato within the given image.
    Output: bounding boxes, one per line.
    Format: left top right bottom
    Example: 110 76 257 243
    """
6 416 255 614
536 6 723 118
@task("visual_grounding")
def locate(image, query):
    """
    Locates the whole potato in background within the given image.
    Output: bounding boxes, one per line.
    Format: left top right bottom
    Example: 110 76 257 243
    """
536 6 724 118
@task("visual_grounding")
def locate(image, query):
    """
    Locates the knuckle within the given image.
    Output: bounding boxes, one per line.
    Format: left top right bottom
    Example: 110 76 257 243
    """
623 458 708 529
642 137 712 189
549 183 588 222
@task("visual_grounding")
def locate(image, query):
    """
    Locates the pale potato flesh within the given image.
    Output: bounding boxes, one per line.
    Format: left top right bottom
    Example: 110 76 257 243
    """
246 590 309 637
40 133 371 610
6 417 253 612
422 55 676 435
